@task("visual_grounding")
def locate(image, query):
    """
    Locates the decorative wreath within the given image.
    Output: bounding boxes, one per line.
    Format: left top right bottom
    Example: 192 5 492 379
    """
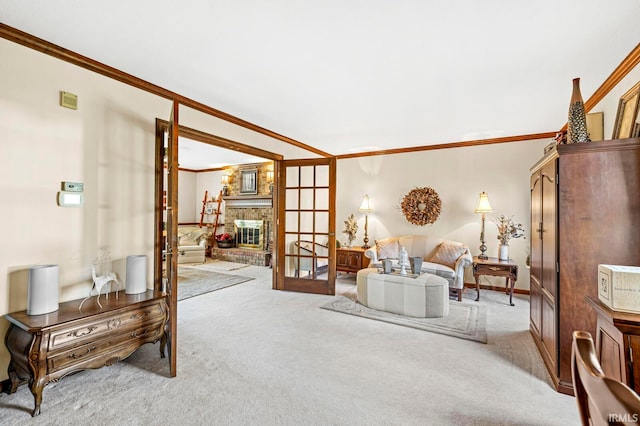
400 187 442 226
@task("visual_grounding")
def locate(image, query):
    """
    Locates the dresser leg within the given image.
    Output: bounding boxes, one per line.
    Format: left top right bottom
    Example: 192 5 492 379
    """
7 363 20 394
159 334 167 359
29 379 45 416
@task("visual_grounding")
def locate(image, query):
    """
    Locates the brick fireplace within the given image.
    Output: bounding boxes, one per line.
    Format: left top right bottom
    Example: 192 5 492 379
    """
210 193 273 266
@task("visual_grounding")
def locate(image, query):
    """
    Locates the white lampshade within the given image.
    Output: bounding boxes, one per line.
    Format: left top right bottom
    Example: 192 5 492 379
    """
125 255 147 294
358 194 372 213
474 192 493 214
27 265 59 315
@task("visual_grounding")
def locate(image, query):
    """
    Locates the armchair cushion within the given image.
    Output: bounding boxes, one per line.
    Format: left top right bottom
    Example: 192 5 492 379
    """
429 240 468 269
421 261 456 281
375 237 400 260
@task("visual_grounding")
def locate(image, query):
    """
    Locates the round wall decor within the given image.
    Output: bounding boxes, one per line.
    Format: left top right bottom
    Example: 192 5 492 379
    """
400 187 441 226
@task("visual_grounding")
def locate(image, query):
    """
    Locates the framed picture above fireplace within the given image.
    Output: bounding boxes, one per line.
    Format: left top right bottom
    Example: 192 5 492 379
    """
240 169 258 194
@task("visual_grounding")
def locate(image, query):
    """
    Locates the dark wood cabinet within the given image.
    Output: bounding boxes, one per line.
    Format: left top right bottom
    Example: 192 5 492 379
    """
530 157 558 375
529 138 640 395
336 247 369 273
586 296 640 394
4 291 168 416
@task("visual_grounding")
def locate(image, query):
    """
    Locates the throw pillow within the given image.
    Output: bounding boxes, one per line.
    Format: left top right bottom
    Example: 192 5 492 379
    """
429 241 467 269
375 238 400 260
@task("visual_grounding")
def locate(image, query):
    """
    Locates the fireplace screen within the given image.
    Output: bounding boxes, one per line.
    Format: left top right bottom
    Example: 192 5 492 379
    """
234 219 263 249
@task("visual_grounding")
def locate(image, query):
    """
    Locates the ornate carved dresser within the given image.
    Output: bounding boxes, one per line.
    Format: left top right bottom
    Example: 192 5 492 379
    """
4 290 168 416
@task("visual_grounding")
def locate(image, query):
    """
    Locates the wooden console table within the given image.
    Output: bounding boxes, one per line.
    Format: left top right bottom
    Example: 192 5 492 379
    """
472 256 519 306
4 290 168 416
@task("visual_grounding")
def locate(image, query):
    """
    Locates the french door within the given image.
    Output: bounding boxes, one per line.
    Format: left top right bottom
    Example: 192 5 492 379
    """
276 158 336 294
165 100 179 377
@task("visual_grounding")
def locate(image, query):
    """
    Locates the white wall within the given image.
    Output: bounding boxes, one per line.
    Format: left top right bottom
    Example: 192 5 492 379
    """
177 170 197 223
196 171 227 229
337 140 548 290
0 38 316 381
0 38 170 378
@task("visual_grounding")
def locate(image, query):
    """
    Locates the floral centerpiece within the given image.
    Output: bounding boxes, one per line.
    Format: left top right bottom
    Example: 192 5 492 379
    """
342 214 358 247
215 232 234 248
494 215 525 260
494 214 525 245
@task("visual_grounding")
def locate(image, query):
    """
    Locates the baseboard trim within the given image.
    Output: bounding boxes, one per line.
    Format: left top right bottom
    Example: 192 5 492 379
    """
463 282 530 296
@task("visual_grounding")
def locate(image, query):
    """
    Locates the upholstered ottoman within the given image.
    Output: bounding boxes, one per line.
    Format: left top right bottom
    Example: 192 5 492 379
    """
356 268 449 318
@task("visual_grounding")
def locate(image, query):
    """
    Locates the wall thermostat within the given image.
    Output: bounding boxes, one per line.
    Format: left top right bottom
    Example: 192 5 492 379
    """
62 181 84 192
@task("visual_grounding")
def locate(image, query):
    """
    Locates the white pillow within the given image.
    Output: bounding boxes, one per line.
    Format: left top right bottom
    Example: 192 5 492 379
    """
375 238 400 259
429 241 466 269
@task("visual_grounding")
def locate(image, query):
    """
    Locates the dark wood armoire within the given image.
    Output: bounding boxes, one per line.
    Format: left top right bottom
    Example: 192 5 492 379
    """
529 138 640 395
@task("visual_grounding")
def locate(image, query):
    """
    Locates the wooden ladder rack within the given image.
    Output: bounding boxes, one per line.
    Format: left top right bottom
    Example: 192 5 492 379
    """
199 190 224 236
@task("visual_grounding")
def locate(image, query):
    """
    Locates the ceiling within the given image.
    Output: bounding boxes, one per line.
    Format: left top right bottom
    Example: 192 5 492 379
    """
2 1 640 169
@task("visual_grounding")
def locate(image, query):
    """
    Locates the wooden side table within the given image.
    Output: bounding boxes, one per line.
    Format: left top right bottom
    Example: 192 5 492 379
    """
336 247 370 274
472 256 519 306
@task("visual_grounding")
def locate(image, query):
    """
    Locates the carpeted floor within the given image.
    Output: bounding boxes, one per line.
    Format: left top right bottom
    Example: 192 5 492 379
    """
177 267 254 301
320 295 487 343
0 266 579 425
180 259 249 272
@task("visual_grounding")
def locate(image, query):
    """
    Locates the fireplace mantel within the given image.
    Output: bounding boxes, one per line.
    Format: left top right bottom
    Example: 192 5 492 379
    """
224 195 273 208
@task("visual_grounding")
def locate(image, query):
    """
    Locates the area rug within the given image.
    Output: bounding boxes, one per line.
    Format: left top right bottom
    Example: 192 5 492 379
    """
320 296 487 343
181 260 249 272
177 268 254 301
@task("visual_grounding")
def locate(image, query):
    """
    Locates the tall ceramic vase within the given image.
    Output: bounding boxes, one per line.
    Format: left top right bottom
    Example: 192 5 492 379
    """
499 244 509 261
567 78 591 143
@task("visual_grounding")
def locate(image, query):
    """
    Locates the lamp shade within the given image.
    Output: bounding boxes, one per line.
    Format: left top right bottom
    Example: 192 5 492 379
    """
358 194 372 213
266 170 274 183
27 265 59 315
221 175 229 185
125 255 147 294
474 192 493 214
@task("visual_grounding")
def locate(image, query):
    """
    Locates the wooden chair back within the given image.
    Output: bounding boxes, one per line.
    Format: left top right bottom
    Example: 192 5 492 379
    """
571 330 640 425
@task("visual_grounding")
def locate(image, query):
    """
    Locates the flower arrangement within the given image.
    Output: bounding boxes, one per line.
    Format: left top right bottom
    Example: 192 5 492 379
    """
494 214 525 246
342 214 358 247
215 233 233 242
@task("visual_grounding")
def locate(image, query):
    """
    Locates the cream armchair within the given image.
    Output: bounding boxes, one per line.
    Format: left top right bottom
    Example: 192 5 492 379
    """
364 235 472 301
176 226 208 264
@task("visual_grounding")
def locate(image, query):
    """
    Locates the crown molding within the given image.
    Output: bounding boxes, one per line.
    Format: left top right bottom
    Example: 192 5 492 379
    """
0 23 331 158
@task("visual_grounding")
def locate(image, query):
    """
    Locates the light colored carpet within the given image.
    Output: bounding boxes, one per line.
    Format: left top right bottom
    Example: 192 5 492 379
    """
0 266 580 425
320 295 487 343
177 268 254 301
181 259 249 272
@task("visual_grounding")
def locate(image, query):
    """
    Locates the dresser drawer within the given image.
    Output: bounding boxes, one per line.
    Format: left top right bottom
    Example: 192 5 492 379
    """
476 264 513 276
48 303 165 351
48 319 165 373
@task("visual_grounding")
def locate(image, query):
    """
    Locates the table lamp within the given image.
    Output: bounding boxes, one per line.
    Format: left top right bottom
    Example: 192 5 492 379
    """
474 191 493 259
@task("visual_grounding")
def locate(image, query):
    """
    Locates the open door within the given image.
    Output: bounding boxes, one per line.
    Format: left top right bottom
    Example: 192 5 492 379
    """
276 158 336 294
165 100 179 377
